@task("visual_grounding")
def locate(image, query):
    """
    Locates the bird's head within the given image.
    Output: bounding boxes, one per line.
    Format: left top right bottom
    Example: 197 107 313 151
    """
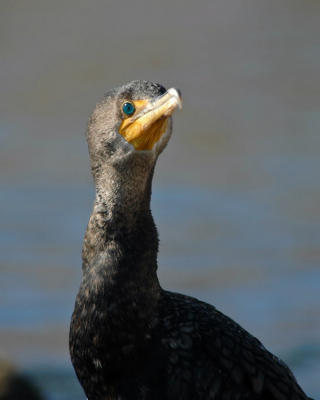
87 80 181 180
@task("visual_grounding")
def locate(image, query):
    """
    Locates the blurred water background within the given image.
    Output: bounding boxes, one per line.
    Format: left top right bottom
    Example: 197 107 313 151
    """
1 1 320 399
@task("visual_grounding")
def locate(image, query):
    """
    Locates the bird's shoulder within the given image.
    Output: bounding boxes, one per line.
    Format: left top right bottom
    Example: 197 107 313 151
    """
156 290 309 400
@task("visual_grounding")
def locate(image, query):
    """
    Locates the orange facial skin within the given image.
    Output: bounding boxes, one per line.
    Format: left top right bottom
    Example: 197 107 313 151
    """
119 89 181 151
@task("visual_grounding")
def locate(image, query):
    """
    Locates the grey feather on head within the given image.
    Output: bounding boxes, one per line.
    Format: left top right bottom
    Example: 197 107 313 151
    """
86 80 174 186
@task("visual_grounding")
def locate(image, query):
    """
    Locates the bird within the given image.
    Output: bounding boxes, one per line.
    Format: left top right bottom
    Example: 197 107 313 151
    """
69 80 312 400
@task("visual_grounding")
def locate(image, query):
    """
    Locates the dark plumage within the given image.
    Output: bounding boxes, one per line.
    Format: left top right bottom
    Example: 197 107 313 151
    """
69 80 312 400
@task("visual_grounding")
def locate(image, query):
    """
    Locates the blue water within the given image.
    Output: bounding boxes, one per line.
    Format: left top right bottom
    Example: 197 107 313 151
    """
1 182 319 398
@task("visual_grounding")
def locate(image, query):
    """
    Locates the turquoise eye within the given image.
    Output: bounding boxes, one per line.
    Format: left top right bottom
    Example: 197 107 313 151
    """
122 102 135 116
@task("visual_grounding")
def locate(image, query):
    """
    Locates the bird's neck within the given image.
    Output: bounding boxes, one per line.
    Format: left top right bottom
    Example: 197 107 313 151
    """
70 165 161 386
82 164 160 296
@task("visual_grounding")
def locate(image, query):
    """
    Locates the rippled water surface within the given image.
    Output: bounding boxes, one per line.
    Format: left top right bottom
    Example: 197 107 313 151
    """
1 1 320 399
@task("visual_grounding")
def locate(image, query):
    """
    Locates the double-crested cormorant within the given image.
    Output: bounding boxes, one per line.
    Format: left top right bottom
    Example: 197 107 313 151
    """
70 80 312 399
